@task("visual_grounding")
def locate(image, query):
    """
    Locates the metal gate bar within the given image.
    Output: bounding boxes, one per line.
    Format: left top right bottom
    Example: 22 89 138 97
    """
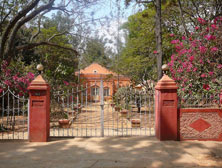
50 80 155 137
0 88 29 140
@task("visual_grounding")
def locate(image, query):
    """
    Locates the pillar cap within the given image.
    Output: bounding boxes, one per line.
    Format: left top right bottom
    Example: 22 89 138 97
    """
28 75 49 90
155 74 178 90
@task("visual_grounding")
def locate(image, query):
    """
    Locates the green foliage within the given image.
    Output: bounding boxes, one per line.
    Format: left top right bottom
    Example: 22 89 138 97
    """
119 5 172 83
36 26 78 87
80 37 111 68
113 86 143 110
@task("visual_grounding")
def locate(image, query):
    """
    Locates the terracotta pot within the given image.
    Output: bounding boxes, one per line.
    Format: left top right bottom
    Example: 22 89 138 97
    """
131 119 141 128
120 109 128 117
111 103 115 107
115 106 121 112
58 119 70 128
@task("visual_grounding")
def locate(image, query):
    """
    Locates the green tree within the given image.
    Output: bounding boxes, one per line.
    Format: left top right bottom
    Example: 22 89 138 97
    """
0 0 100 63
123 0 222 82
36 26 78 87
80 37 111 68
119 4 173 85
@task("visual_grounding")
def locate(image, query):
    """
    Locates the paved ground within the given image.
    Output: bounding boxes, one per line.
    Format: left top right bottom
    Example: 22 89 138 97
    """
1 137 222 168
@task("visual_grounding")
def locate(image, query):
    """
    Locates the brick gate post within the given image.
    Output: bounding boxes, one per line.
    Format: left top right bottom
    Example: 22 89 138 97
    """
28 74 50 142
155 74 178 141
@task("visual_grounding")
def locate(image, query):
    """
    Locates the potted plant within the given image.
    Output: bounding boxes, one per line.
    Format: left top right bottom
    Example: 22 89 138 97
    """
131 119 141 128
120 109 128 117
114 104 122 112
58 113 70 128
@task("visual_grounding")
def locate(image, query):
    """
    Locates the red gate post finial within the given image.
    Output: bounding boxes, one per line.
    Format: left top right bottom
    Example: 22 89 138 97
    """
155 64 179 141
28 66 50 142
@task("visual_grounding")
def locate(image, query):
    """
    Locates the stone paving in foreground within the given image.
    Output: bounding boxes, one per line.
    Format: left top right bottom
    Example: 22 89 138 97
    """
1 137 222 168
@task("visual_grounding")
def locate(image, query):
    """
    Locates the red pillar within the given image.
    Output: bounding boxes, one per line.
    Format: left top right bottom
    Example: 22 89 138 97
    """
28 75 50 142
155 74 178 141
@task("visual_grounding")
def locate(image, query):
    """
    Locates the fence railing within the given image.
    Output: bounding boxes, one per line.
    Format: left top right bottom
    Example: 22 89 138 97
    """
179 92 221 108
0 88 29 140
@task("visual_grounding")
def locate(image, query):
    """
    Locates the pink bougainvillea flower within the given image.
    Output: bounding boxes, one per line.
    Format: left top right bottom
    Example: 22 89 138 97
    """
203 84 210 90
179 49 187 55
182 62 187 68
189 56 194 62
191 41 197 47
201 73 207 78
175 45 181 50
12 75 18 81
200 59 204 64
211 24 218 30
193 67 197 72
0 88 3 94
63 81 69 86
199 46 207 53
187 49 192 53
171 39 180 44
217 64 222 69
211 47 218 52
182 36 186 40
197 17 206 24
204 34 216 40
153 50 158 54
27 72 35 79
169 33 174 37
208 71 214 76
195 26 199 30
4 80 12 86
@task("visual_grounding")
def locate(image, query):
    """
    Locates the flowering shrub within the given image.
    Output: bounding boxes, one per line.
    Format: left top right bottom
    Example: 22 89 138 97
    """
168 17 222 96
0 60 35 96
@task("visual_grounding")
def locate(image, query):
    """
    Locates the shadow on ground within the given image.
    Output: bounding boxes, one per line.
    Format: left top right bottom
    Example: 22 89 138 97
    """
1 136 222 168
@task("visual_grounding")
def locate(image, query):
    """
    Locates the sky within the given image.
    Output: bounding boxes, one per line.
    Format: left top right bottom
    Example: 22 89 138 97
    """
88 0 142 52
49 0 142 52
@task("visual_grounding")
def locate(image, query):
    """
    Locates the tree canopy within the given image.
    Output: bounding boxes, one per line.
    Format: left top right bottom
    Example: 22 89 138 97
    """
119 0 222 86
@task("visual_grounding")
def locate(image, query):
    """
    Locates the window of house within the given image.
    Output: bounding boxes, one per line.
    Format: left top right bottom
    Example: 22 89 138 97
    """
91 87 99 96
93 70 97 74
104 87 109 96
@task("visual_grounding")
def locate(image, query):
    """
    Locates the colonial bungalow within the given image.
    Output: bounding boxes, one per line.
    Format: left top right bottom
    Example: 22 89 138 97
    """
75 63 130 101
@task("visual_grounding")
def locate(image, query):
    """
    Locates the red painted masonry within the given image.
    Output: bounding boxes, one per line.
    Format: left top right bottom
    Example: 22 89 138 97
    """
28 75 50 142
155 74 178 141
220 90 222 105
179 108 222 141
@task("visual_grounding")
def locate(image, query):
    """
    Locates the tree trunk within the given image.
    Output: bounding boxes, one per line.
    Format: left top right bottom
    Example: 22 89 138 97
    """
155 0 163 80
177 0 189 37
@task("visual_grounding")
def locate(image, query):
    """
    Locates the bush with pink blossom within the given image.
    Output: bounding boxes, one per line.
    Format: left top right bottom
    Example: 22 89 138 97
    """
168 17 222 96
0 60 35 97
